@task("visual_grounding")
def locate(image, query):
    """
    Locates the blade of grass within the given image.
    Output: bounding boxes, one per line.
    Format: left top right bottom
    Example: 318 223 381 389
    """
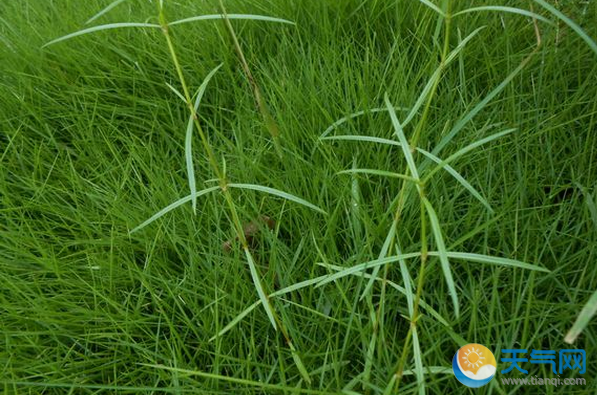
43 22 160 47
422 128 516 183
209 301 260 341
360 221 398 300
403 26 485 127
429 252 550 272
186 63 224 213
564 289 597 344
431 53 534 157
453 6 554 25
315 253 422 289
422 197 459 318
142 365 322 394
86 0 129 24
411 327 425 395
320 261 450 327
416 0 445 17
44 15 294 48
227 183 327 215
168 14 295 27
165 82 186 103
385 94 419 180
218 1 284 157
337 169 418 183
129 186 220 234
319 108 388 139
532 0 597 56
244 248 277 330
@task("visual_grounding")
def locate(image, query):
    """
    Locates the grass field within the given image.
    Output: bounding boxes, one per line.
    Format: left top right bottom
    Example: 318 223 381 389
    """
1 0 596 393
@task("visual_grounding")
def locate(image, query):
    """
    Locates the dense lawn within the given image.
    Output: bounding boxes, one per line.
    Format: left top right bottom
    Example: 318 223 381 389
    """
1 0 596 393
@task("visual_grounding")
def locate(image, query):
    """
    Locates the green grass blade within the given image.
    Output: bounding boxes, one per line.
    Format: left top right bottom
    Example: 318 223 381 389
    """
244 248 278 331
42 23 160 47
423 129 516 183
169 14 295 27
453 6 554 25
337 168 418 183
315 253 422 289
209 301 260 341
129 186 220 234
86 0 128 24
270 274 331 297
418 147 494 213
416 0 445 17
385 94 419 180
402 66 443 127
564 289 597 344
142 365 323 394
429 252 550 272
322 135 398 146
403 26 484 126
423 197 459 318
186 63 223 213
323 135 494 212
319 108 387 139
287 340 312 384
399 248 415 319
227 183 327 214
401 367 453 376
431 55 532 157
165 82 186 103
318 262 450 327
443 26 486 65
533 0 597 56
411 327 426 395
580 185 597 228
360 220 398 300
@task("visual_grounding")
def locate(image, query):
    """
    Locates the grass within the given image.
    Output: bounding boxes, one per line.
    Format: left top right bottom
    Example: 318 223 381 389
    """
1 0 597 393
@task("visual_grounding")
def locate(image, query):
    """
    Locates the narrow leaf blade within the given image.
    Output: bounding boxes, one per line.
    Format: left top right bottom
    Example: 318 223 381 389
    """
228 183 326 215
423 198 460 318
169 14 295 27
129 186 220 234
43 22 160 48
